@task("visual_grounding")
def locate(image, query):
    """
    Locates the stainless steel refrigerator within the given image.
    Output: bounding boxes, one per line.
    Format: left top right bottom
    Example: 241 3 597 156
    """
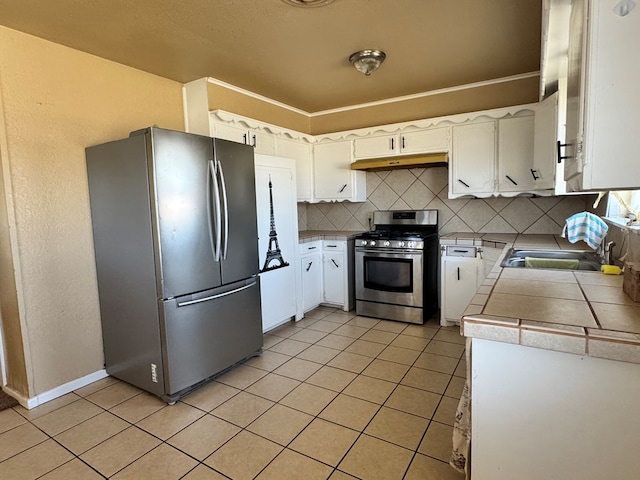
86 127 262 403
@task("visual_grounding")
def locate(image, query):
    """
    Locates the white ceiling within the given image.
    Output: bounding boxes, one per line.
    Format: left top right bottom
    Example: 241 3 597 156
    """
0 0 543 113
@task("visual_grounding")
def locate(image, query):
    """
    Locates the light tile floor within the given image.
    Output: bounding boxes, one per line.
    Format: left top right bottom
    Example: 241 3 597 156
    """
0 307 466 480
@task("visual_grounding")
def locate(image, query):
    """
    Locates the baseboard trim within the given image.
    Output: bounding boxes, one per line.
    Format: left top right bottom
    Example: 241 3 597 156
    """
4 369 108 410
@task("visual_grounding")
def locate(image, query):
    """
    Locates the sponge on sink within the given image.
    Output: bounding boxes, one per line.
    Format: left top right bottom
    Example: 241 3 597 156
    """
524 257 580 269
601 265 622 275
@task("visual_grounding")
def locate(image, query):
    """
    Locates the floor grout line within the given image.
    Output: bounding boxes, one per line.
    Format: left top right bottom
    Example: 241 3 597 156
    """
1 307 465 479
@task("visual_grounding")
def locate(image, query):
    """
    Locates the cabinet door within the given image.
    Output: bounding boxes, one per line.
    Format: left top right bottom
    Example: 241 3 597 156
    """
441 256 480 326
276 138 313 202
581 0 640 190
301 251 323 312
313 141 357 201
211 122 250 145
450 122 496 196
248 130 276 156
563 0 587 183
400 127 450 155
532 92 558 190
497 116 536 193
353 134 397 159
323 252 345 306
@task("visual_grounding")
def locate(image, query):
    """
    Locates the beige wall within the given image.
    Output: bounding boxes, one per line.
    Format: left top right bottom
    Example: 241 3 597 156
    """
0 26 184 397
207 82 310 133
309 77 540 135
205 76 540 137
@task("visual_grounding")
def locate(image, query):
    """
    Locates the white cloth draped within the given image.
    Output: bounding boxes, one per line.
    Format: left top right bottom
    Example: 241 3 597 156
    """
450 337 472 478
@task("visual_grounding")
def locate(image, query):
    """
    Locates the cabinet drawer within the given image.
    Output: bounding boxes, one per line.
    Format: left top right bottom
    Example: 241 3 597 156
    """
445 246 478 257
323 240 345 252
300 241 322 255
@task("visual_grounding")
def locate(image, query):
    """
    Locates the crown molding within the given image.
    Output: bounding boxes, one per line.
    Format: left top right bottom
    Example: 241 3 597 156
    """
206 77 309 116
205 71 540 118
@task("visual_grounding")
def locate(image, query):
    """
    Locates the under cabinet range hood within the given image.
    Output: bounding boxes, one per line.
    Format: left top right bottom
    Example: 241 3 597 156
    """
350 152 448 172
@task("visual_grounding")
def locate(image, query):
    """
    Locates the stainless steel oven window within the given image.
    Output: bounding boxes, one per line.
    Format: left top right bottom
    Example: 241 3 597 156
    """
363 256 413 292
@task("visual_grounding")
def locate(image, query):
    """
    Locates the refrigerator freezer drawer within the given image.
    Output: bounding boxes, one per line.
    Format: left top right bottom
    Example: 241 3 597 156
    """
160 277 263 399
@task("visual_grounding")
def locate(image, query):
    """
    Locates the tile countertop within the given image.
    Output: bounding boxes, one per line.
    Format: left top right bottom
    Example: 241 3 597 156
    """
298 230 365 243
446 233 640 364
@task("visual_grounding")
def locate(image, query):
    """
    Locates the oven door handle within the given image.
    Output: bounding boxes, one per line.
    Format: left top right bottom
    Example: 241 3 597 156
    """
356 249 423 256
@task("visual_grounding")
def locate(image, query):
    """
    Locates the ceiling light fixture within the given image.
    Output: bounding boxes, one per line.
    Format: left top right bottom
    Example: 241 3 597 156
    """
349 50 386 77
281 0 336 7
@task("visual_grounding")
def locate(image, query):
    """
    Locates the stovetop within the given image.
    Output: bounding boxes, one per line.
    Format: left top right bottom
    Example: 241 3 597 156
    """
355 210 439 248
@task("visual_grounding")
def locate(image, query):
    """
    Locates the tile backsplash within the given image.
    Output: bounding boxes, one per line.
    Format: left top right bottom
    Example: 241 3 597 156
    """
298 167 596 236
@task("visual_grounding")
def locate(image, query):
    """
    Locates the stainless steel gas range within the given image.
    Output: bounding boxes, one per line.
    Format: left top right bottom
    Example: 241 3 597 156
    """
354 210 439 324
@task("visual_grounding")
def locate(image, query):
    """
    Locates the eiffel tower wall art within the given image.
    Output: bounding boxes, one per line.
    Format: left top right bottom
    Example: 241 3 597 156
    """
259 174 290 273
254 155 299 332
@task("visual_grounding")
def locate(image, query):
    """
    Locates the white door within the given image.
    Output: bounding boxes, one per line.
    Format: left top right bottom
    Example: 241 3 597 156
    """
450 122 496 196
497 116 536 192
323 252 345 306
441 256 480 325
301 251 323 312
254 155 299 332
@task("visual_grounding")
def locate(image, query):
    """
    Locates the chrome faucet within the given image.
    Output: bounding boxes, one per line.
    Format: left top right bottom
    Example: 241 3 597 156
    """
604 241 616 265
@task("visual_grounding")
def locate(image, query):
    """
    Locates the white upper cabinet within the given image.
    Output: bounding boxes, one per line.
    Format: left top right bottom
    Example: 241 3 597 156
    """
401 128 450 155
450 121 496 197
497 116 536 193
563 0 640 191
275 137 313 202
210 120 276 155
206 111 315 201
449 103 557 198
353 127 450 160
313 141 366 202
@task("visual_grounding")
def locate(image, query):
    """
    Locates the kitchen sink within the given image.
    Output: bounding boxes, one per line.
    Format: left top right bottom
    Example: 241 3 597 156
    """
500 248 602 271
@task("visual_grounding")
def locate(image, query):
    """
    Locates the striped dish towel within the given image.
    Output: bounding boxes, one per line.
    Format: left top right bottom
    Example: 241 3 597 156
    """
561 212 608 250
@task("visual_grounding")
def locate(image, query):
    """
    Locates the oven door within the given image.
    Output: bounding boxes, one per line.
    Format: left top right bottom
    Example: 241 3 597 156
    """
355 248 423 307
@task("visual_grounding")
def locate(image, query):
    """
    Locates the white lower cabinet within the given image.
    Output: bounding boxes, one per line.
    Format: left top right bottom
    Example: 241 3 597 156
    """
441 249 482 326
471 338 640 480
298 239 354 314
300 241 323 313
323 241 346 307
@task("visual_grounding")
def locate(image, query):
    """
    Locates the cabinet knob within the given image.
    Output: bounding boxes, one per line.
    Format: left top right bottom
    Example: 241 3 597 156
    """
457 179 470 188
306 262 313 272
505 175 518 186
331 259 339 268
530 169 540 181
339 184 347 193
390 137 395 151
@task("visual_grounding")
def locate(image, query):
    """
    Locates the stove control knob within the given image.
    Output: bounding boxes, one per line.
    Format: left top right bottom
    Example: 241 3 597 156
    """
361 240 368 246
370 240 376 246
399 241 405 247
384 240 391 247
407 241 415 248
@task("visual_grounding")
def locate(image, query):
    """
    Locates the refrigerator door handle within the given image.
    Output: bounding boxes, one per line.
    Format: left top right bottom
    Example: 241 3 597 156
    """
208 160 222 261
177 281 257 307
217 160 230 260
